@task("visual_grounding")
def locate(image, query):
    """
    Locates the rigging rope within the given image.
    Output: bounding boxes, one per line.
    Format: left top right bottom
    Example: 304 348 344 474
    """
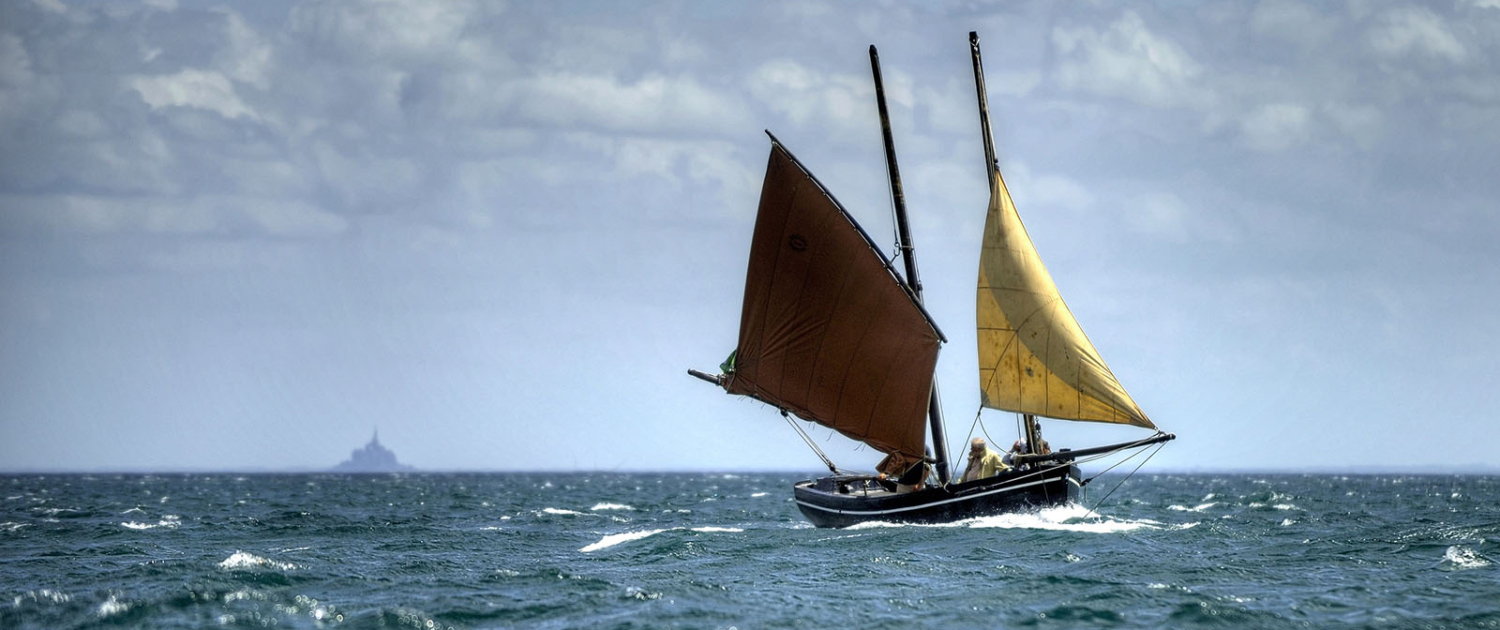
1082 441 1166 519
881 147 903 265
952 403 1166 499
782 409 839 474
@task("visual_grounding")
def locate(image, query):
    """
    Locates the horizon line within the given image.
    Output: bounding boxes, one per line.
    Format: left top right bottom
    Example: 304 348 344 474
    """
2 465 1497 476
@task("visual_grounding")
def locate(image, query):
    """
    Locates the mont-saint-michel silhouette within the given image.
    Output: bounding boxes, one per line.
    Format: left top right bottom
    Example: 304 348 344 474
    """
331 431 414 472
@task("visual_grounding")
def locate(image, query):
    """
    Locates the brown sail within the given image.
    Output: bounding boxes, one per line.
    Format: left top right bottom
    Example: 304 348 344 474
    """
724 140 942 461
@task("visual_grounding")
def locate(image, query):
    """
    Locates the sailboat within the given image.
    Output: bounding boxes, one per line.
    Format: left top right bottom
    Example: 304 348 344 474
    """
690 33 1174 528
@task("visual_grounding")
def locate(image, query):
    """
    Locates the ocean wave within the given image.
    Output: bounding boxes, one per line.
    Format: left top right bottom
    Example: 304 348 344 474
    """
590 503 633 511
1168 502 1218 512
580 529 667 553
1247 501 1301 511
121 515 181 530
1440 545 1491 570
97 594 131 618
844 520 913 530
836 504 1175 534
579 526 745 553
1 521 30 533
540 507 585 516
219 551 297 571
966 505 1161 533
15 589 71 605
624 586 663 600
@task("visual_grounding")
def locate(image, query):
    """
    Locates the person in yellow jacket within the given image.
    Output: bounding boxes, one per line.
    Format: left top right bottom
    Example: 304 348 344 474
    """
960 438 1009 482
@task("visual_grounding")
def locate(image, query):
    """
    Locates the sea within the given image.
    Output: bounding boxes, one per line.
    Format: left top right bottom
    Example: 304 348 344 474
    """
1 472 1495 629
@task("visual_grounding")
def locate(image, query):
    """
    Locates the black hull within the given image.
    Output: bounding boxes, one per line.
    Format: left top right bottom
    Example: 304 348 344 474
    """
792 465 1081 528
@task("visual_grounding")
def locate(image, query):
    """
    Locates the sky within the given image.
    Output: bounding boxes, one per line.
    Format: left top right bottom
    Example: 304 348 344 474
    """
1 0 1498 473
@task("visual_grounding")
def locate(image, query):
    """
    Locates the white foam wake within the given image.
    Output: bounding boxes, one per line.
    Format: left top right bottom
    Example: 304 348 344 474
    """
844 504 1192 534
579 526 745 552
219 551 297 571
966 504 1161 533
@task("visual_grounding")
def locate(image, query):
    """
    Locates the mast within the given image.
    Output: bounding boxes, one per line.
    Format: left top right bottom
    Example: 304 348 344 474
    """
970 32 998 191
970 31 1042 453
870 45 951 485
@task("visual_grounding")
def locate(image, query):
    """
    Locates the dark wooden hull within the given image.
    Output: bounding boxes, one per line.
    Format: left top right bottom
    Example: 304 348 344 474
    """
792 465 1080 528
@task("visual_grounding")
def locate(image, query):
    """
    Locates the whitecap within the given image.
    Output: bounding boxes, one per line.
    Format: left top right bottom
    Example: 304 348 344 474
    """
1 521 29 532
17 589 71 604
580 529 667 552
541 507 585 516
625 586 663 600
121 507 145 515
97 594 130 618
590 503 633 511
580 526 742 552
1441 545 1491 570
479 526 504 531
1280 519 1296 527
751 492 769 498
218 551 297 571
1168 502 1217 512
121 516 179 531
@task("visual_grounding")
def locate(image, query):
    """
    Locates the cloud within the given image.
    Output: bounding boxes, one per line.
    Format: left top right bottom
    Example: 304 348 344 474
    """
287 0 484 67
1240 102 1312 152
747 59 876 137
1003 162 1096 212
216 10 273 89
30 0 66 15
499 72 750 136
130 69 257 120
3 192 348 240
0 33 39 134
1051 11 1206 109
1250 0 1339 48
1322 102 1383 148
1368 7 1466 63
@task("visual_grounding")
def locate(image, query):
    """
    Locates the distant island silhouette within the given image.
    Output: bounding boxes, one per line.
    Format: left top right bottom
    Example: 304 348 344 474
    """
331 431 414 472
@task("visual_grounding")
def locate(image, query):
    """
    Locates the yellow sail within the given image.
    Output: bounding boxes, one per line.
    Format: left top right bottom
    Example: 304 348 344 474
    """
976 168 1154 429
